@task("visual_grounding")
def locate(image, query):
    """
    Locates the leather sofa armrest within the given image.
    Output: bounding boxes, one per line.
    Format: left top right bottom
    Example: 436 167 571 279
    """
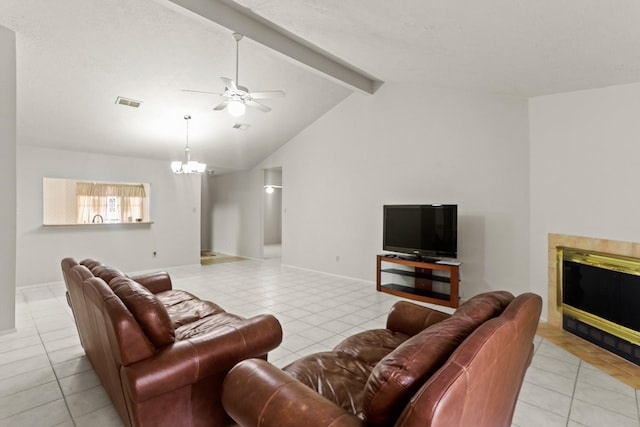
222 358 365 427
121 314 283 402
386 301 452 336
130 272 172 294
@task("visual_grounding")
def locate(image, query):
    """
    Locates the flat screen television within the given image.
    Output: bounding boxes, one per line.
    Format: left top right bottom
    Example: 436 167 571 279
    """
383 204 458 259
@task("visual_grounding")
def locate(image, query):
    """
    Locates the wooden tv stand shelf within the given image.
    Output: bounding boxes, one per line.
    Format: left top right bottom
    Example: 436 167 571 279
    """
376 255 461 308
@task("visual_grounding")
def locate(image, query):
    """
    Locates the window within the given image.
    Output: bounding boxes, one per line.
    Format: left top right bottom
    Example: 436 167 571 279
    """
76 182 147 224
105 196 120 223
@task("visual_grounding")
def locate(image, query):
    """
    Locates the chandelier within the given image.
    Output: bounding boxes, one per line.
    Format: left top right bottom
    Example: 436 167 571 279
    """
171 115 207 174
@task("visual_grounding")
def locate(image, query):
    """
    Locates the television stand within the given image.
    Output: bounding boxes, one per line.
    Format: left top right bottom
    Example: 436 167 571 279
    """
412 256 440 264
376 254 461 308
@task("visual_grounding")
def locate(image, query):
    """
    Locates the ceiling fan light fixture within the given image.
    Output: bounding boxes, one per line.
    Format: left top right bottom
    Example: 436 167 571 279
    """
227 100 246 117
183 33 284 115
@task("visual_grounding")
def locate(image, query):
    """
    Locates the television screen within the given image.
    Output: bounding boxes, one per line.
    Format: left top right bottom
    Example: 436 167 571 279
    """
383 204 457 259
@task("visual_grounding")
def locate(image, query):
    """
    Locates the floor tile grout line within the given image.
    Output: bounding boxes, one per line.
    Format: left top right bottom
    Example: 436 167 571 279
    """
0 393 67 422
512 388 572 422
565 361 580 427
23 288 77 426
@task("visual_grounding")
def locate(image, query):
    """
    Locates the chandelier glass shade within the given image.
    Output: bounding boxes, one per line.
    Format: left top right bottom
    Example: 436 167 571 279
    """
171 115 206 174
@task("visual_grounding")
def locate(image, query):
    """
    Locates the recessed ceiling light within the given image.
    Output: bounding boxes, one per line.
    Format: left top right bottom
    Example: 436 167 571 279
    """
232 123 250 131
115 96 142 108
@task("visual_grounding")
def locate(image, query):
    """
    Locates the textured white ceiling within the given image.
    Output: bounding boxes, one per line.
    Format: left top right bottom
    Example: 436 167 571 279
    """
0 0 351 172
233 0 640 95
2 0 640 171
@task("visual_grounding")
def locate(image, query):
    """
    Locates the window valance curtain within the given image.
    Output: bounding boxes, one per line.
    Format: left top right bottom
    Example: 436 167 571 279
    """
76 182 146 198
76 182 146 223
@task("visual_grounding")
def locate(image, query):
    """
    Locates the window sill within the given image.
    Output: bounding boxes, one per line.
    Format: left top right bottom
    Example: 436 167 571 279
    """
43 221 155 227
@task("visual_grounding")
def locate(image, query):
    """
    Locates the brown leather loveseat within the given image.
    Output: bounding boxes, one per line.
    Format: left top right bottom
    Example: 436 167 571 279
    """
222 291 542 427
61 257 283 427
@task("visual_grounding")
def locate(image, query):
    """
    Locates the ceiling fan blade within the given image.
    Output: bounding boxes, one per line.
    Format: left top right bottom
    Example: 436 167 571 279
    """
182 89 223 96
213 100 229 111
249 90 286 99
246 100 272 112
221 77 238 91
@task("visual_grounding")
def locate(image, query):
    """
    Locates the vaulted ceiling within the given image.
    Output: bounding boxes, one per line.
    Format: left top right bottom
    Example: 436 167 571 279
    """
2 0 640 173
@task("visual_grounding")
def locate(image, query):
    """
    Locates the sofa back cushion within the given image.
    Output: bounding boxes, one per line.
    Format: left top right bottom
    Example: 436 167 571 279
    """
61 258 80 284
454 290 514 322
91 265 126 284
361 291 514 427
110 277 175 347
80 258 103 271
362 316 475 426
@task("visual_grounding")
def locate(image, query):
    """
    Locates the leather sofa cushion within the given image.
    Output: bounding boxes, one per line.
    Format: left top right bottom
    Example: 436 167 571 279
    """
91 265 126 284
80 258 102 271
362 315 476 427
284 351 375 415
333 329 410 364
156 290 226 329
282 330 410 415
111 277 175 347
454 290 514 322
175 311 246 340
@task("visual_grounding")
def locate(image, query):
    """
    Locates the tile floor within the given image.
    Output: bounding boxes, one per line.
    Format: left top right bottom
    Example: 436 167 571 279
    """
1 259 639 426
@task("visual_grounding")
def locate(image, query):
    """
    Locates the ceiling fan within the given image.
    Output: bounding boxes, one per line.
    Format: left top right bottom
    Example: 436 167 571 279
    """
183 33 285 116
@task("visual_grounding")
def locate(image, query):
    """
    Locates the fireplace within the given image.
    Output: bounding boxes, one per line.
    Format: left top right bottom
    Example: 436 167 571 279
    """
557 246 640 365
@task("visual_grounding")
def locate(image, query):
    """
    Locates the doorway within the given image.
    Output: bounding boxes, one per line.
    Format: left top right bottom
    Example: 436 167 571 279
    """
263 168 282 259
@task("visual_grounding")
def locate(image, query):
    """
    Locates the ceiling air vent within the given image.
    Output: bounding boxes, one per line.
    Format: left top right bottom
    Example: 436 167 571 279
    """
232 123 250 131
115 96 142 108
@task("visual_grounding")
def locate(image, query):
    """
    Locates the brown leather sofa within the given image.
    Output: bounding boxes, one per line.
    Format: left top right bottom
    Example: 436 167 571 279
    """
222 291 542 427
61 257 283 427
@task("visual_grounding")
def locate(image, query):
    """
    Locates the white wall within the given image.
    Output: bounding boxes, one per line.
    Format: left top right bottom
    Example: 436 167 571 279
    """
263 188 282 245
211 82 531 299
201 174 213 251
209 169 264 259
264 168 282 245
0 25 16 332
529 82 640 317
16 145 202 286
